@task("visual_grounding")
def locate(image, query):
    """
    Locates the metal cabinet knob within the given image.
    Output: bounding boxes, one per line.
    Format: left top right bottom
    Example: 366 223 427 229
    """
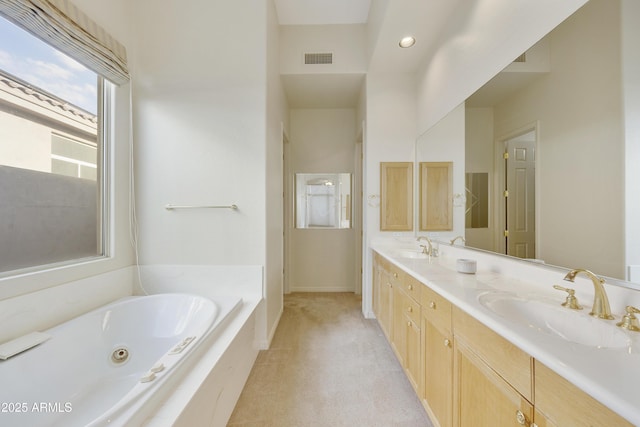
408 284 413 290
444 339 451 347
515 410 530 426
429 301 436 309
407 306 413 313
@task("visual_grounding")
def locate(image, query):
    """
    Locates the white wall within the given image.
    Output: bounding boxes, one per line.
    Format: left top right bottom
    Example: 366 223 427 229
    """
131 0 267 266
416 103 466 241
280 24 367 75
493 0 624 278
415 0 589 134
465 107 495 250
130 0 281 344
289 109 356 292
265 0 288 344
362 73 417 315
622 0 640 281
364 73 417 232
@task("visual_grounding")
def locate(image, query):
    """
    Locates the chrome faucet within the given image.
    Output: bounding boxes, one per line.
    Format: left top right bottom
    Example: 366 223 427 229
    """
416 236 433 257
450 235 466 245
563 269 614 320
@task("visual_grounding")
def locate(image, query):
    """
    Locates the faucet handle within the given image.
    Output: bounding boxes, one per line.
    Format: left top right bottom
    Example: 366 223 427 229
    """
553 285 583 310
616 306 640 332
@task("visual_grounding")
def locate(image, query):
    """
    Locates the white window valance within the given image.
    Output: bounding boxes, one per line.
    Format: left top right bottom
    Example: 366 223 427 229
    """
0 0 129 85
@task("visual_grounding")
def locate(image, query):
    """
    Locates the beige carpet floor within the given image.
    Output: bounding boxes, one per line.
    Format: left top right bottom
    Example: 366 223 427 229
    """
227 292 434 427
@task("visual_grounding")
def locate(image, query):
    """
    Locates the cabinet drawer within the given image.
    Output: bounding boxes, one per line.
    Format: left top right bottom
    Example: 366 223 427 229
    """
403 274 423 303
399 289 421 325
421 284 452 333
388 263 404 286
453 307 533 403
535 361 633 427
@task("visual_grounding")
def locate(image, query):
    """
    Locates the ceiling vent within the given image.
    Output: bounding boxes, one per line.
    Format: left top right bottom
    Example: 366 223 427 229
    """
513 53 527 63
304 52 333 65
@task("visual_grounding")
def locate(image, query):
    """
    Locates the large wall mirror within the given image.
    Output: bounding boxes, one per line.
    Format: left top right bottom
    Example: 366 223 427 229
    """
416 0 640 284
295 173 351 229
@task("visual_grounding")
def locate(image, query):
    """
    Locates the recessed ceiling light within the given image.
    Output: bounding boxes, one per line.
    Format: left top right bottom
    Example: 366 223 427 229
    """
399 36 416 48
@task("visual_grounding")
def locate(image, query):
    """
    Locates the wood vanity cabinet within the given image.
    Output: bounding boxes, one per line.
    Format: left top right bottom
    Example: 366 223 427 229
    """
380 162 413 231
421 283 453 427
373 254 395 341
419 161 453 231
392 284 407 366
372 251 632 427
394 275 422 393
452 307 534 427
372 253 383 323
534 361 633 427
373 254 422 394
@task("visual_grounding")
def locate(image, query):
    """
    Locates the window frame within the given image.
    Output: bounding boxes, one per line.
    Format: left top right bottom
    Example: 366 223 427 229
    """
0 76 112 279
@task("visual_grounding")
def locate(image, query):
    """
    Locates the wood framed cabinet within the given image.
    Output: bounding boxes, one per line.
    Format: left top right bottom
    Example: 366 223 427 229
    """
394 275 422 393
380 162 413 231
421 284 453 427
419 161 453 231
371 250 633 427
373 254 402 342
452 307 534 427
453 338 534 426
534 361 633 427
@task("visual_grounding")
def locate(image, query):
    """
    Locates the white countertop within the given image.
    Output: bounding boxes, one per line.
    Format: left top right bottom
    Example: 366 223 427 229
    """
370 239 640 425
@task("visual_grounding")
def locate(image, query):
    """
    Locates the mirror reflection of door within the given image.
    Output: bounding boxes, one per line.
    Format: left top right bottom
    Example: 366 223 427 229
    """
505 130 536 258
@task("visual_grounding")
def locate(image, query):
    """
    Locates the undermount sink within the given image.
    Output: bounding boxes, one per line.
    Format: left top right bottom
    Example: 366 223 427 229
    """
393 249 428 259
478 292 631 349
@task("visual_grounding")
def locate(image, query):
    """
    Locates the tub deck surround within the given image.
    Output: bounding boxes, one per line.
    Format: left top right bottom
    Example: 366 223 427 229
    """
0 293 242 427
0 267 134 345
0 264 263 427
142 296 260 427
134 265 264 426
370 237 640 425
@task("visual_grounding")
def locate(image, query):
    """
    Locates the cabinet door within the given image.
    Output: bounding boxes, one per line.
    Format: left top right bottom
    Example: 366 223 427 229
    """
378 277 393 340
405 315 422 394
453 307 533 402
372 255 381 319
422 316 453 427
453 339 534 427
419 161 453 231
392 285 407 365
380 162 413 231
534 361 633 427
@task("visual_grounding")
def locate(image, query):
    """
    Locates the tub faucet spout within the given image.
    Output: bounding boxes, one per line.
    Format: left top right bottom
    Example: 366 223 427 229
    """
563 269 614 320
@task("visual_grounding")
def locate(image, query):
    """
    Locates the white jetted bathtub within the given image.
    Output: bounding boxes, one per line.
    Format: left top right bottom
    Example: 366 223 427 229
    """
0 293 242 427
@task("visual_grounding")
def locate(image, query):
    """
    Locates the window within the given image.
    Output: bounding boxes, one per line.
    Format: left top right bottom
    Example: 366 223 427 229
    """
51 133 98 180
0 16 108 274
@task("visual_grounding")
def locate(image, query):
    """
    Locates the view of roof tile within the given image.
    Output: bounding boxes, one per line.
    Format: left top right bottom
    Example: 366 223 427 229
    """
0 69 97 125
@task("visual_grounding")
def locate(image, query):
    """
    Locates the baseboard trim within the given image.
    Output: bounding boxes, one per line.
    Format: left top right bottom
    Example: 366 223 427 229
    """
289 286 356 293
